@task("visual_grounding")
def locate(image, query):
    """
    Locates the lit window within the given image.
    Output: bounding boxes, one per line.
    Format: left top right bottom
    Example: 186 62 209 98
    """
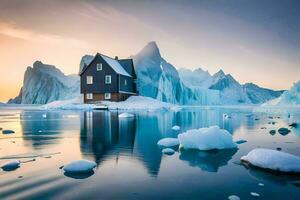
86 93 93 100
124 79 127 86
105 75 111 84
97 63 102 71
87 76 93 84
104 93 111 100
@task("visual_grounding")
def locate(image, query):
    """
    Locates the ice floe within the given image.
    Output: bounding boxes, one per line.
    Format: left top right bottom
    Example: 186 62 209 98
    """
172 125 180 131
241 148 300 173
250 192 260 197
178 126 237 150
157 138 180 147
228 195 240 200
63 159 97 174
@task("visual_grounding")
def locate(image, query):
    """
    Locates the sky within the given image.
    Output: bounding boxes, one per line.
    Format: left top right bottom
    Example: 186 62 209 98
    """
0 0 299 102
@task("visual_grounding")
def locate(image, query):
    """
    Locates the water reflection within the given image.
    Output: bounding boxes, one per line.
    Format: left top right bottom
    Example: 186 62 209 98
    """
179 149 237 172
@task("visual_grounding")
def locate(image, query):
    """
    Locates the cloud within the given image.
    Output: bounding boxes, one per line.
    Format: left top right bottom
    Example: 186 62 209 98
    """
0 21 88 47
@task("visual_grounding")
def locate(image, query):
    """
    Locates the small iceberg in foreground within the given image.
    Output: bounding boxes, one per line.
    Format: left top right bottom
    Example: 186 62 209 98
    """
178 126 237 150
1 160 20 171
228 195 240 200
241 148 300 173
172 125 180 131
63 159 97 174
157 138 180 147
118 113 134 118
162 148 175 155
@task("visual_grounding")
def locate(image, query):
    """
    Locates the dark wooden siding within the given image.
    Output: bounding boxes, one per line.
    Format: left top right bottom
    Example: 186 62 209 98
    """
80 55 119 93
119 75 136 93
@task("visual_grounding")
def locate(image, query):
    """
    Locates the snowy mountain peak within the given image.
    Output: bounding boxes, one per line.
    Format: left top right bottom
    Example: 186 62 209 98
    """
138 41 161 60
213 69 226 78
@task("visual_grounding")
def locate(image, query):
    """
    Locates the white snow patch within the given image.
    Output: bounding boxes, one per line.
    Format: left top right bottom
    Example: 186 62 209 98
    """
162 148 175 155
172 125 181 131
157 138 180 147
41 97 94 110
1 160 20 170
241 148 300 173
178 126 237 150
63 159 97 173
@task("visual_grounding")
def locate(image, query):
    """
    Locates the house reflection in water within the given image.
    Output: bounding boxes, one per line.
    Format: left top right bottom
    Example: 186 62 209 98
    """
79 111 162 177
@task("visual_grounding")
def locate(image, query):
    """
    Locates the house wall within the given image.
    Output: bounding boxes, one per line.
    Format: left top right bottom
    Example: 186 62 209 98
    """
119 74 137 94
84 93 132 103
80 55 119 94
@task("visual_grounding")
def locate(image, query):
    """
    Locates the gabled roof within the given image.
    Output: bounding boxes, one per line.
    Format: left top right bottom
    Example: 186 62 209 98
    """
118 59 136 78
80 53 133 77
100 54 131 77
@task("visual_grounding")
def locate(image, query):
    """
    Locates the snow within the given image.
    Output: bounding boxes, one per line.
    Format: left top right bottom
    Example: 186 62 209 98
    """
157 138 180 147
228 195 240 200
172 125 180 131
41 97 94 110
162 148 175 155
241 148 300 173
178 126 237 150
101 54 131 77
1 160 20 170
63 159 97 173
118 112 134 118
103 96 172 111
263 81 300 106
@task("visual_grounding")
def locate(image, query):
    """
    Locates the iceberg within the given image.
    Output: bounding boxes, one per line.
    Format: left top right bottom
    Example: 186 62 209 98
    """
63 159 97 174
241 148 300 173
157 138 180 147
178 126 237 150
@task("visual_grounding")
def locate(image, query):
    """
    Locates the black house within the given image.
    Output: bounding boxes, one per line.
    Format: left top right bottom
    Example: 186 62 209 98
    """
80 53 137 103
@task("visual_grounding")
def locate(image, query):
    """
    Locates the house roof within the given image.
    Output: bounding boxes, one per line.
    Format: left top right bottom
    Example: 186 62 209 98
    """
118 59 136 78
100 54 132 77
80 53 133 77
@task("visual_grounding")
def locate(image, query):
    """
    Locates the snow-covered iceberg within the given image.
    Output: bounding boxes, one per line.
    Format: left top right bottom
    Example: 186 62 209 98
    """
263 81 300 106
241 148 300 173
1 160 20 171
178 126 237 150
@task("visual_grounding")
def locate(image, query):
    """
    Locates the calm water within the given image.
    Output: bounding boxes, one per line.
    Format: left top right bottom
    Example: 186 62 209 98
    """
0 107 300 200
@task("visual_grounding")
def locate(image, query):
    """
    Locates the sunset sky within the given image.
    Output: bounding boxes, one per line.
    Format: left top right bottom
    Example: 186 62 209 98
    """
0 0 299 102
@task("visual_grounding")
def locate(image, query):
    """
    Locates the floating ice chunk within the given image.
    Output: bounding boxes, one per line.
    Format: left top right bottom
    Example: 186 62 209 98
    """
172 125 180 131
235 139 247 144
241 148 300 173
2 130 15 134
63 159 97 174
162 148 175 155
1 160 20 170
258 183 264 186
228 195 240 200
42 114 47 118
118 113 134 118
178 126 237 151
157 138 180 147
250 192 260 197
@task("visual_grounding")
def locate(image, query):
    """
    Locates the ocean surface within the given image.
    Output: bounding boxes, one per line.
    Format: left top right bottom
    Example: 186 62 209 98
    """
0 107 300 200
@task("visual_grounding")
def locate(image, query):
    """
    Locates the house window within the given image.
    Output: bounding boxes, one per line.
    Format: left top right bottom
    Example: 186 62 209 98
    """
86 93 93 100
97 63 102 71
86 76 93 84
124 79 127 86
105 75 111 84
104 93 111 100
